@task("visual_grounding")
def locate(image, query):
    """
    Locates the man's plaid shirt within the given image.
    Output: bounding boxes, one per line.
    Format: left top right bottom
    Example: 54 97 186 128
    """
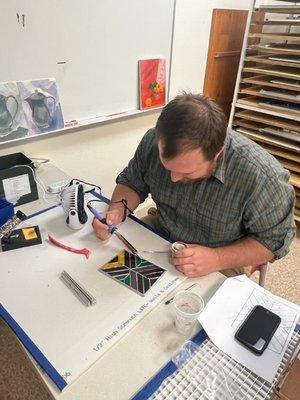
116 128 296 259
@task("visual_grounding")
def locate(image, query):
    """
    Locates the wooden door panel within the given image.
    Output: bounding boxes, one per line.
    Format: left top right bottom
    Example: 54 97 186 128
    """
203 9 248 118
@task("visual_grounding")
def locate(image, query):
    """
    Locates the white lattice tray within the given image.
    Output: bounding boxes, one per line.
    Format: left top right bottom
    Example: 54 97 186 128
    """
149 328 300 400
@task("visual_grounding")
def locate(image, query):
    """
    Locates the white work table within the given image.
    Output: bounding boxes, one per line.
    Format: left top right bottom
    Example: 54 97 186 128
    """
55 273 225 400
11 163 226 399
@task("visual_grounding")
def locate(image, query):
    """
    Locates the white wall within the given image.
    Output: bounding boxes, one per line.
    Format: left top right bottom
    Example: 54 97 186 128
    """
0 112 159 197
0 0 253 200
170 0 253 97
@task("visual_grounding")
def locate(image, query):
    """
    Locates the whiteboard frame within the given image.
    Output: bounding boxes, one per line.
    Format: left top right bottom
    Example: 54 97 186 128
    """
0 106 163 147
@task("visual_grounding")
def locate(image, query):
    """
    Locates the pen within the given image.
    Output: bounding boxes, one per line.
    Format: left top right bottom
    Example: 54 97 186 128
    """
165 283 198 305
87 205 138 254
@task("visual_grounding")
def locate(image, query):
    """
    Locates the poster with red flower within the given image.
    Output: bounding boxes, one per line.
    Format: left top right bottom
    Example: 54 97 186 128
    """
139 58 166 110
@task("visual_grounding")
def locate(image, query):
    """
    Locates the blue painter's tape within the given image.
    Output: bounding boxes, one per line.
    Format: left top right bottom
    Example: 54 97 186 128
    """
0 304 67 391
0 197 14 226
192 328 209 346
131 329 208 400
27 203 59 219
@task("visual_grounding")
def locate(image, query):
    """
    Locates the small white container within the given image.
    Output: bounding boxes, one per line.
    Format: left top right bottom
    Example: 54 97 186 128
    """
171 241 187 253
173 291 204 335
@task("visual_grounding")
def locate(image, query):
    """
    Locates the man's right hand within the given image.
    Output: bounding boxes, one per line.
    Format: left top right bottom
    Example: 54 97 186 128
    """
92 208 124 240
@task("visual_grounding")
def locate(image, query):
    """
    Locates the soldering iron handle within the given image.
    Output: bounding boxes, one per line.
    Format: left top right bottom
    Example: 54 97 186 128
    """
88 206 117 233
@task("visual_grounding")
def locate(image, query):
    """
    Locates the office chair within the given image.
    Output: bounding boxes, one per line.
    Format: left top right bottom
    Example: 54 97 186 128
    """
250 263 268 287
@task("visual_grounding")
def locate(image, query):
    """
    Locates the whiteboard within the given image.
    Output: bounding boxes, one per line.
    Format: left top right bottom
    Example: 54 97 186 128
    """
1 0 175 121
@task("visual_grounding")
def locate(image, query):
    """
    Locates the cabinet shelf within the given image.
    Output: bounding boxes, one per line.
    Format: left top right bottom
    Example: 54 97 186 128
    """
235 127 300 153
242 75 300 91
274 157 300 174
252 19 300 26
249 44 300 55
290 173 300 189
257 143 300 164
230 1 300 220
236 97 300 121
235 109 300 132
249 32 300 41
243 65 300 80
240 86 300 103
245 54 300 69
233 117 300 143
258 5 300 14
276 156 300 174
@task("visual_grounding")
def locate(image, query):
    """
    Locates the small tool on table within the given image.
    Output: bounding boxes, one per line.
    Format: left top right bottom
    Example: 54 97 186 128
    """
87 204 138 255
48 235 91 259
1 225 42 252
60 270 96 307
165 283 199 305
0 211 27 240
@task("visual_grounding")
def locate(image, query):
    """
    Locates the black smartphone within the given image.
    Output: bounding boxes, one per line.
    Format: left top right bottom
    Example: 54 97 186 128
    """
235 305 281 355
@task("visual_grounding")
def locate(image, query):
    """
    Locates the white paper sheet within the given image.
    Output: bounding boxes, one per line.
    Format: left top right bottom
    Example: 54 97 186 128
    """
2 173 31 203
198 275 300 383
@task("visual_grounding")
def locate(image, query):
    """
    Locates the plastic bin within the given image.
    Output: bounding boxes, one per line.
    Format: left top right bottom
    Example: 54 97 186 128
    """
0 197 14 227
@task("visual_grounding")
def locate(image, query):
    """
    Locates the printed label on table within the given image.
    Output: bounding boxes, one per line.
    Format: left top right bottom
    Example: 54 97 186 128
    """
2 174 31 203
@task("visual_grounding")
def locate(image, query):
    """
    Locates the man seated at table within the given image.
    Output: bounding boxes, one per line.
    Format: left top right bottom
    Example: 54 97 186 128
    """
93 93 296 277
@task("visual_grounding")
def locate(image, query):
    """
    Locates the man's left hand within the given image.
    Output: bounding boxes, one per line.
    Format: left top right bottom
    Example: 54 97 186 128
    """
170 244 220 277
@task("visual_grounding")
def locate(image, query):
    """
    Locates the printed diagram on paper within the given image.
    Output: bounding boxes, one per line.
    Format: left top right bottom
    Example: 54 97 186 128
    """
198 275 300 383
232 288 298 354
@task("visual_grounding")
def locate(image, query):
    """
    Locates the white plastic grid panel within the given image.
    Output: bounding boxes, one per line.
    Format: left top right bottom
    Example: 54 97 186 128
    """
149 329 300 400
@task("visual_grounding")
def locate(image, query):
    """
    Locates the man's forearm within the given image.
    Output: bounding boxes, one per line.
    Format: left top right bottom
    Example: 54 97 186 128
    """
108 184 141 216
215 237 274 270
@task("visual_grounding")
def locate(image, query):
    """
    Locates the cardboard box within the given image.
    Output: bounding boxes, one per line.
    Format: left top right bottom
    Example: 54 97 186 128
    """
271 357 300 400
0 153 38 206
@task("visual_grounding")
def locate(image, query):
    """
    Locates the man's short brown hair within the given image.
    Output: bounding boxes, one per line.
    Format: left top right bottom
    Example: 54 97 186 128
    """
156 93 227 160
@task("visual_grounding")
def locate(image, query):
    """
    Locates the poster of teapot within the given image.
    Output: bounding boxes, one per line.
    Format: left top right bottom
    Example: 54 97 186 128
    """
0 78 64 144
18 78 64 135
0 82 28 144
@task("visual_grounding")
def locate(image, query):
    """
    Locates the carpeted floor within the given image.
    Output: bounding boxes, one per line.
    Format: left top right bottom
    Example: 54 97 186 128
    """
0 318 54 400
250 223 300 305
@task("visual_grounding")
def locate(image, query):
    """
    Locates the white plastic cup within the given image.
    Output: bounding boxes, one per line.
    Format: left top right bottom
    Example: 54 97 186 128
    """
173 291 204 335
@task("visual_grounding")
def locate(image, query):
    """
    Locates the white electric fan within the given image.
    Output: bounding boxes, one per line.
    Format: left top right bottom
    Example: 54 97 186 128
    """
60 181 88 229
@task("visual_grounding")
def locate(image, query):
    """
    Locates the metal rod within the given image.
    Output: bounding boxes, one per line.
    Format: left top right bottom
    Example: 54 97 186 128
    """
114 231 138 255
60 270 96 306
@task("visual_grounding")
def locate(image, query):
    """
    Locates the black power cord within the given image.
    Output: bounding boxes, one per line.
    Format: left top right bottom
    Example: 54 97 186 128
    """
70 179 133 222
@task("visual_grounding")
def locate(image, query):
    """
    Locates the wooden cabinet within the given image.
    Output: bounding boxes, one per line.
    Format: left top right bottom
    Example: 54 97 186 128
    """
203 9 249 119
230 0 300 221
